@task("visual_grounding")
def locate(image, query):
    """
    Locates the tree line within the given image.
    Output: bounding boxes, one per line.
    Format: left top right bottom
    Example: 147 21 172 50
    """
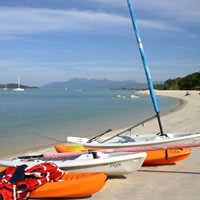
154 72 200 90
0 83 39 89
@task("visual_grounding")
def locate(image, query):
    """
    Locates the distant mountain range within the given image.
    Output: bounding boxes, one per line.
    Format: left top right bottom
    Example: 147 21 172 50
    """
41 78 163 90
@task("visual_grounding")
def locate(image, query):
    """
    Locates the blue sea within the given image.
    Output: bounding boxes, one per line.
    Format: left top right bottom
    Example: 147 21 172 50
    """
0 89 179 157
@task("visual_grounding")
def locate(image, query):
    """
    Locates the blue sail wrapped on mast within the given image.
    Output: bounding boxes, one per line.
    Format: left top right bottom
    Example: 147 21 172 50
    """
127 0 164 135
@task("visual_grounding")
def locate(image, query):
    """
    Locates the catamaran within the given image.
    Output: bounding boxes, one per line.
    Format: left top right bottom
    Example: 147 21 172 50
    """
66 0 200 148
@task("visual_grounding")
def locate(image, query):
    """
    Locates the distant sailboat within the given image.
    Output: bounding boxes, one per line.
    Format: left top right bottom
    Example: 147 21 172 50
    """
2 84 8 91
13 77 24 92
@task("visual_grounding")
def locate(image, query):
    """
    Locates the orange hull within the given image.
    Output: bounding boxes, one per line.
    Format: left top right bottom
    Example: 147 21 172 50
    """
55 144 192 165
55 144 101 152
143 148 191 165
0 166 6 171
0 167 107 198
30 172 107 198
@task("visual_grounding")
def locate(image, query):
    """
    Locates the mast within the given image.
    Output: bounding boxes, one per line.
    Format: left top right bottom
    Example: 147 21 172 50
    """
126 0 164 136
18 77 20 88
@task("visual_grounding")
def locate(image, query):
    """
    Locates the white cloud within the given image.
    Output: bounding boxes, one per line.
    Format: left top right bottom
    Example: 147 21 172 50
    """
0 6 184 39
89 0 200 23
137 19 183 32
133 0 200 23
0 7 128 36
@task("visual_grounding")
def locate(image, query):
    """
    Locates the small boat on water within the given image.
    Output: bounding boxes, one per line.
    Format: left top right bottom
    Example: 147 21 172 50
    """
13 77 24 92
2 84 8 91
116 94 121 98
0 166 107 198
54 144 192 165
0 151 147 176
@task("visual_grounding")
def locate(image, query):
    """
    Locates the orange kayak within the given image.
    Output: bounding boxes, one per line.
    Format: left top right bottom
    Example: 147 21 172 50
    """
55 144 191 165
30 172 107 198
0 166 107 198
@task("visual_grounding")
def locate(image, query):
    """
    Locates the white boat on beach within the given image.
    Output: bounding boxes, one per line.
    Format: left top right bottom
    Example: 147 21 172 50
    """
66 116 200 149
66 0 200 149
0 151 147 176
67 129 200 149
13 77 24 92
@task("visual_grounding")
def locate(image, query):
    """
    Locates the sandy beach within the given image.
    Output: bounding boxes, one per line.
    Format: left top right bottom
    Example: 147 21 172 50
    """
90 90 200 200
2 90 200 200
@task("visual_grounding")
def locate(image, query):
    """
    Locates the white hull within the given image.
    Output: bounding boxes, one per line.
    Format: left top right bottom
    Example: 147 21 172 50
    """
13 88 24 92
13 77 24 91
0 152 146 176
67 133 200 148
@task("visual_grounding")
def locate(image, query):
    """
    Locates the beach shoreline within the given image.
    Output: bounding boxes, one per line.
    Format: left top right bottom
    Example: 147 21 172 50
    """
0 89 182 160
1 90 200 199
3 90 199 159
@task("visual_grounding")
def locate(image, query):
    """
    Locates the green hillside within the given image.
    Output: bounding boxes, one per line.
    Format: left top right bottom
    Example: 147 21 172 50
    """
154 72 200 90
0 83 39 89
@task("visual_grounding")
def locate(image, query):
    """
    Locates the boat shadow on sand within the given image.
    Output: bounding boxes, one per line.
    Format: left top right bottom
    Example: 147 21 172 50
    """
139 168 200 175
107 175 127 180
139 162 200 175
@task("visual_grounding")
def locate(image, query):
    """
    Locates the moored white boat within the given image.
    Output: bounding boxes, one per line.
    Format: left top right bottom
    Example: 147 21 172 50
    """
0 151 147 176
13 88 24 92
13 77 24 92
2 84 8 91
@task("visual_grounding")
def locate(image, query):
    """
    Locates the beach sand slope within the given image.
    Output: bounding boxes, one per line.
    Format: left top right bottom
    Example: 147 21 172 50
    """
90 90 200 200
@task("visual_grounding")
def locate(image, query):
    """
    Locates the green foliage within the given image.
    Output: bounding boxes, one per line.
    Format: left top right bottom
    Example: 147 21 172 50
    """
178 72 200 90
154 72 200 90
164 78 181 90
153 84 165 90
0 83 39 89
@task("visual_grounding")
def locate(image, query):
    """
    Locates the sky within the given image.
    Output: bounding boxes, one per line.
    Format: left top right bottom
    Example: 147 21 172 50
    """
0 0 200 86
